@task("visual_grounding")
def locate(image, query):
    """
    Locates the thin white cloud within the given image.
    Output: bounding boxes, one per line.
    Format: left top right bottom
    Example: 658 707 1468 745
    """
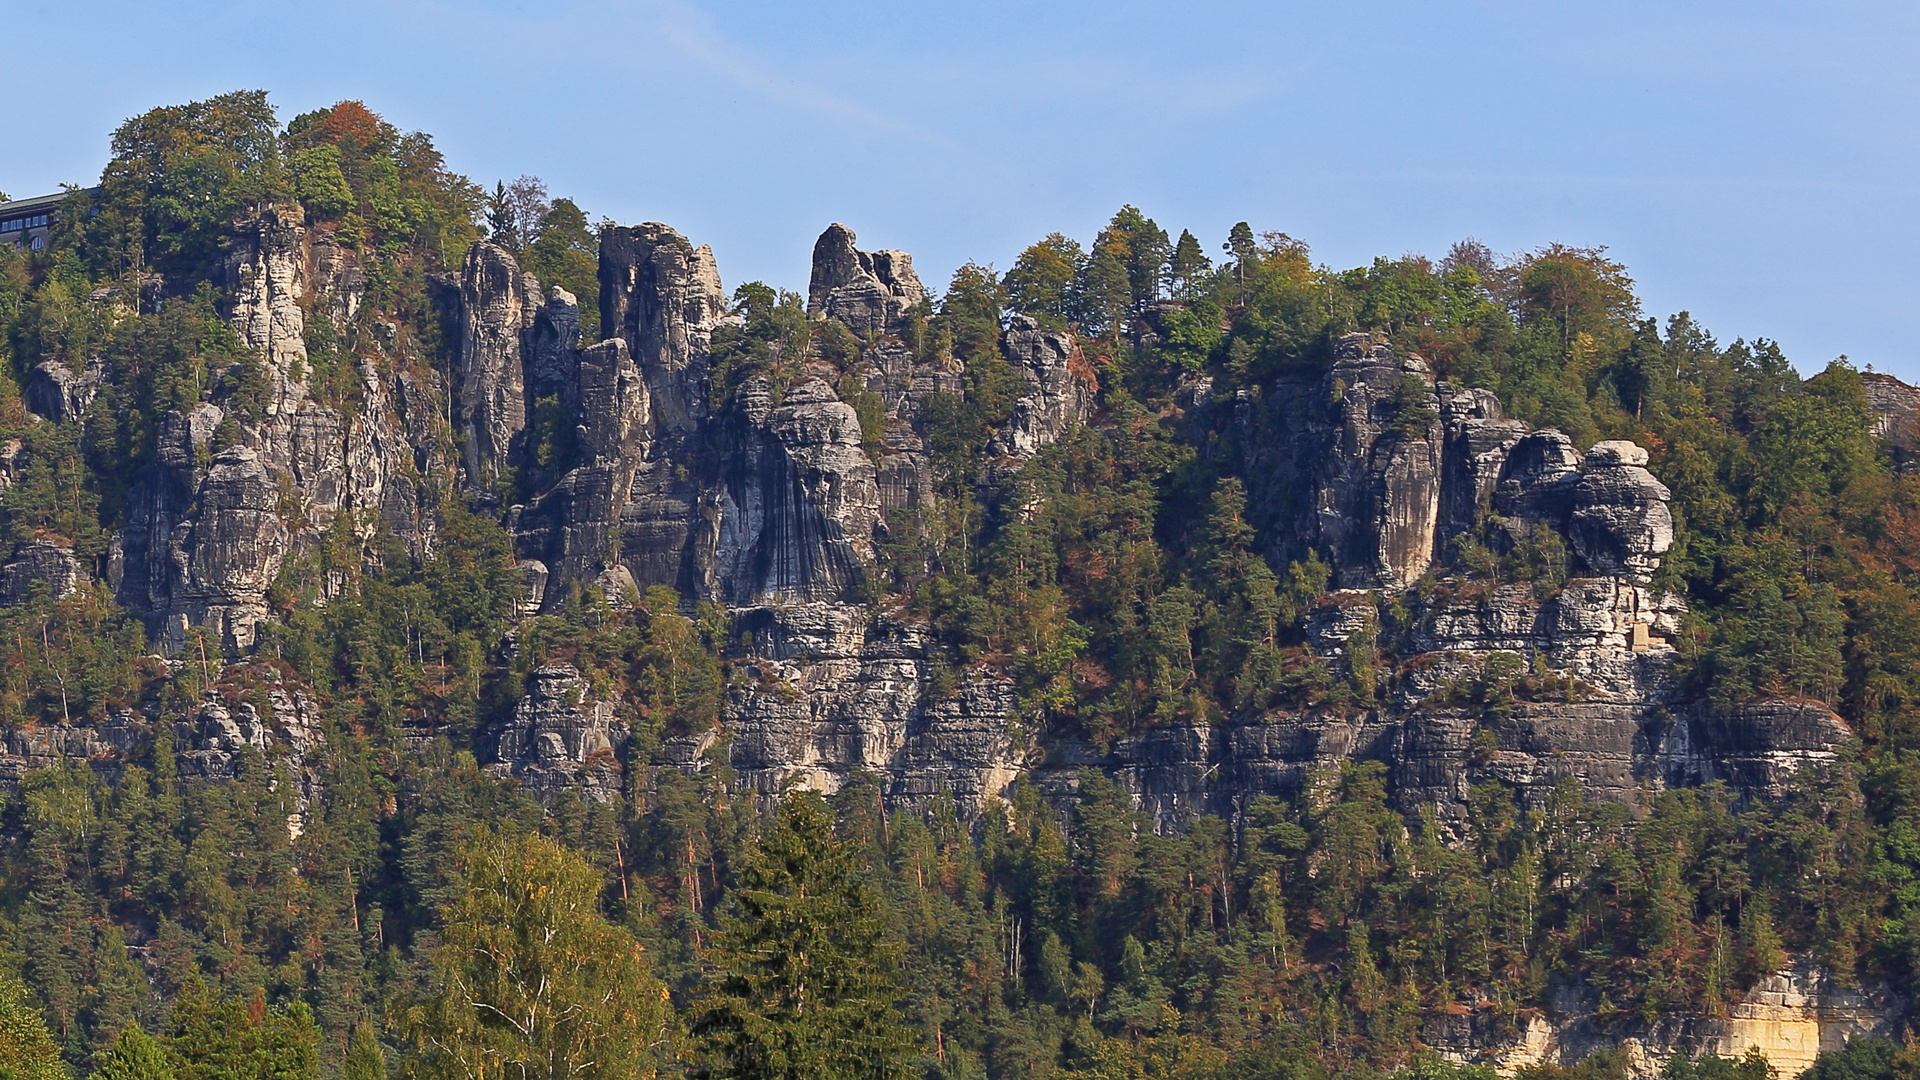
641 0 950 147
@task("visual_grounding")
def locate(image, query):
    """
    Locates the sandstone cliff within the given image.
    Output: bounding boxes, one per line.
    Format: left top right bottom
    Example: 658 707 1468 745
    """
0 212 1869 842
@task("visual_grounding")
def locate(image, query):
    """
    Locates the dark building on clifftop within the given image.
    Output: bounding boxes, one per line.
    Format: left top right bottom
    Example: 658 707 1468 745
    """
0 189 95 251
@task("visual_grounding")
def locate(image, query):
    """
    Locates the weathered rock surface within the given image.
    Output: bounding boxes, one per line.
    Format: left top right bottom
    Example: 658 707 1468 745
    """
0 539 85 605
1315 334 1445 589
720 602 1024 811
456 241 536 491
1425 956 1903 1079
806 223 925 339
1569 441 1674 584
485 663 628 803
25 356 105 424
1865 371 1920 456
992 315 1096 458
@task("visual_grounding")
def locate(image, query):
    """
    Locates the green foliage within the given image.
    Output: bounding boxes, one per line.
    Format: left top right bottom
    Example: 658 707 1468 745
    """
1005 234 1086 328
163 982 318 1080
283 99 482 261
91 90 284 274
0 969 65 1080
1660 1049 1775 1080
405 830 669 1080
521 198 601 341
1801 1037 1900 1080
691 792 913 1080
706 285 811 410
287 145 354 219
94 1024 175 1080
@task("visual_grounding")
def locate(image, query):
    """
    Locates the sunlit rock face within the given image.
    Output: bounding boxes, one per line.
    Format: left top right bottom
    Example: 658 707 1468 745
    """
0 209 1865 832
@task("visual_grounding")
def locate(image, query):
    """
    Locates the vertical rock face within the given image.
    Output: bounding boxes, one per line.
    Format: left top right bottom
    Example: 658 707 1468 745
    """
994 315 1096 458
1437 386 1526 552
1864 371 1920 458
600 223 728 436
456 241 536 492
1316 333 1444 589
514 336 650 603
223 207 309 404
117 405 291 654
806 223 926 339
692 376 879 605
164 445 290 654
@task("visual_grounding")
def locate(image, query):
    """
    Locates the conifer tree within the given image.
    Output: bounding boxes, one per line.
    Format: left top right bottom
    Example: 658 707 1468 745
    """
690 792 914 1080
93 1024 174 1080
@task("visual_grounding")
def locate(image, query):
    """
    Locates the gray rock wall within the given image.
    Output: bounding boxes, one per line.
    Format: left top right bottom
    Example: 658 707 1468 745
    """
0 209 1872 834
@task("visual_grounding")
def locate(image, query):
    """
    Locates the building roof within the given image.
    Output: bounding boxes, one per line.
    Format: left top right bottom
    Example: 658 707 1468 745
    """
0 189 97 218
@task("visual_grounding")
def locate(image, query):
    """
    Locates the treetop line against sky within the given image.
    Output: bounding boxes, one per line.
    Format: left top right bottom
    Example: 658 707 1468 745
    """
4 1 1915 379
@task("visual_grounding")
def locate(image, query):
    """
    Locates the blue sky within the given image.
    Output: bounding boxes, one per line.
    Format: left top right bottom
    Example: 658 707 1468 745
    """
4 1 1917 378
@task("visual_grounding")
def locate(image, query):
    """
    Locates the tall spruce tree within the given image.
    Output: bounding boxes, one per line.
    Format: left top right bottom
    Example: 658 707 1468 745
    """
690 792 914 1080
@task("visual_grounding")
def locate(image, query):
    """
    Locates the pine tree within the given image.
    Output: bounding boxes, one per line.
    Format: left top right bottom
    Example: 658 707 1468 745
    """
690 792 914 1080
486 182 515 251
340 1027 383 1080
93 1023 174 1080
1169 230 1210 300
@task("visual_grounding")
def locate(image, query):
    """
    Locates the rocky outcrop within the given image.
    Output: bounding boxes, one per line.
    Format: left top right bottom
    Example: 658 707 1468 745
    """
162 446 290 654
116 409 291 654
1568 441 1675 584
1865 371 1920 455
456 241 536 492
993 316 1096 458
600 223 728 437
806 223 925 340
702 377 880 603
25 356 105 423
721 602 1024 810
1426 956 1902 1079
1438 385 1526 552
222 207 309 395
102 208 438 649
0 539 85 605
0 206 1857 832
1669 699 1857 799
0 711 147 787
512 337 650 606
487 663 628 803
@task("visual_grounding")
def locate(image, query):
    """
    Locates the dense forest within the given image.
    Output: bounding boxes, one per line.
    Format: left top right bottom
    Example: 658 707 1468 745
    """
0 90 1916 1080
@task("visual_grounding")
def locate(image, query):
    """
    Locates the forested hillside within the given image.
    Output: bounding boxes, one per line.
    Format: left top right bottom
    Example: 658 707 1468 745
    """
0 90 1916 1080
